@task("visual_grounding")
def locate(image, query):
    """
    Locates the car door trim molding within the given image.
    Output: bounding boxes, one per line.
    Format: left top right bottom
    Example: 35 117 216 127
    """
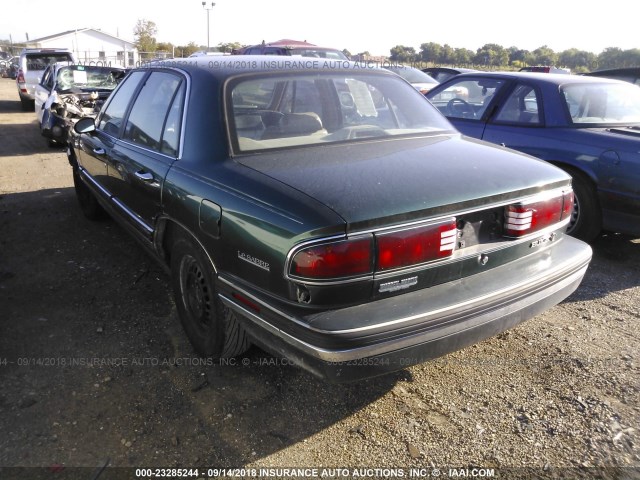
78 167 154 235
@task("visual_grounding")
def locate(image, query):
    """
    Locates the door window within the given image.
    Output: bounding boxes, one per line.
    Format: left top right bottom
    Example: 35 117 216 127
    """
494 84 541 124
98 71 146 137
123 72 183 153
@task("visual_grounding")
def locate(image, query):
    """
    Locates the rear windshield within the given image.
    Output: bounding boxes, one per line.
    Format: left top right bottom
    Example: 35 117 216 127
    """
229 71 452 152
25 53 73 70
562 82 640 124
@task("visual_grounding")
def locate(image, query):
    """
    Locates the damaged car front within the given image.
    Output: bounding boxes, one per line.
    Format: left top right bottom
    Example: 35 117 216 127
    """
35 63 127 145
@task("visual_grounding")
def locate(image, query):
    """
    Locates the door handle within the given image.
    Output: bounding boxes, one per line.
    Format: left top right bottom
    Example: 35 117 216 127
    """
135 171 154 182
93 148 105 155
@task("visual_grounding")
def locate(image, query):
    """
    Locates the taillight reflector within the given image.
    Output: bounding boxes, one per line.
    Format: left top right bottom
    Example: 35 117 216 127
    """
377 220 457 271
504 191 572 238
291 237 373 279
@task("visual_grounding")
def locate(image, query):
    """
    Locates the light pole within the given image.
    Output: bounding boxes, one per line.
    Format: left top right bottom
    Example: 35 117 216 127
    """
202 2 215 50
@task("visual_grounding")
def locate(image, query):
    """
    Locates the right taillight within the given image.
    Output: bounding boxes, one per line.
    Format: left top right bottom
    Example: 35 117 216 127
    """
504 190 573 238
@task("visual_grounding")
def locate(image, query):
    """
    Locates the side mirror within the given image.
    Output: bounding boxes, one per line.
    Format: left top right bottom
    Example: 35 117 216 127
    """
74 117 96 134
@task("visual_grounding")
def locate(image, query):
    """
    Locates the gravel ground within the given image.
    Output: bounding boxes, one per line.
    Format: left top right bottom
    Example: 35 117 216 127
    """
0 77 638 480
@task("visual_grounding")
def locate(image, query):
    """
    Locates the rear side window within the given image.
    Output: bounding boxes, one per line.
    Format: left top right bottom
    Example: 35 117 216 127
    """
123 72 183 154
494 84 541 124
25 53 73 70
98 71 146 136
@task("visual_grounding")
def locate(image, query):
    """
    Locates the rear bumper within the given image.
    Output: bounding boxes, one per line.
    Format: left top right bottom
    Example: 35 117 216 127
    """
219 236 592 382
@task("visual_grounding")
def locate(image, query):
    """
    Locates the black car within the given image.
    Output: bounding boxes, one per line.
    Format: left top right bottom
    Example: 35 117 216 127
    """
68 57 591 382
422 67 478 83
584 67 640 86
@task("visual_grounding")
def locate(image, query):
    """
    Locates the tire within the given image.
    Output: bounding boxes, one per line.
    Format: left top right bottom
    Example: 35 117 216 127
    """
170 235 250 358
72 168 106 220
564 168 602 243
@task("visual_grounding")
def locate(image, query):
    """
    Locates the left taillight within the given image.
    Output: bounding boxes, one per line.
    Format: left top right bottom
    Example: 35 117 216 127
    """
504 190 573 238
290 237 373 280
289 219 459 281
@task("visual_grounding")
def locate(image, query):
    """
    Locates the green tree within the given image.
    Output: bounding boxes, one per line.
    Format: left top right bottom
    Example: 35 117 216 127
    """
558 48 597 71
134 19 158 53
453 48 474 66
420 42 443 63
474 43 508 66
597 47 623 69
390 45 417 63
532 45 558 65
440 44 455 64
174 42 200 58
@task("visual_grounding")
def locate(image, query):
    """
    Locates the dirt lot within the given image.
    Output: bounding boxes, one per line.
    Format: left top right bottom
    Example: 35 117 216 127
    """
0 77 639 479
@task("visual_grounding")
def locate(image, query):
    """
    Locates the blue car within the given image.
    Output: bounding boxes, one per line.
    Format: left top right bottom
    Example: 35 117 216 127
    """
426 72 640 242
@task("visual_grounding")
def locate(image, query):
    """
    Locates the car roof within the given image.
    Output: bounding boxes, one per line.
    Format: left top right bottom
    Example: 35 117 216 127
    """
141 56 397 79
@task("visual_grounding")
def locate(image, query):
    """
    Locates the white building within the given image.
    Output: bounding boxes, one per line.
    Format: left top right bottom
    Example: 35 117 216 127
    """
26 28 138 67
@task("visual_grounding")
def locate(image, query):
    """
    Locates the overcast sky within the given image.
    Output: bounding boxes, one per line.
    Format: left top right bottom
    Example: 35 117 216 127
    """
2 0 637 56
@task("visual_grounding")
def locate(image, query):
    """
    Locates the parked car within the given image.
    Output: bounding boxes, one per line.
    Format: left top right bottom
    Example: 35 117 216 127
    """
68 58 591 382
34 63 126 145
422 67 478 83
16 48 76 111
584 67 640 86
426 72 640 242
519 66 571 74
0 56 19 79
384 65 438 95
232 39 348 60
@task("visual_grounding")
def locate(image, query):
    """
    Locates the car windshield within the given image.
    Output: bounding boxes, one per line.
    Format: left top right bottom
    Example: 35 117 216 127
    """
229 71 453 152
563 82 640 124
56 66 122 92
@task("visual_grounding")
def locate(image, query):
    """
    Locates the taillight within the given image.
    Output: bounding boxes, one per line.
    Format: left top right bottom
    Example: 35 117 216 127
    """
376 220 457 271
504 190 573 238
289 219 459 280
562 190 574 219
290 237 373 280
17 69 26 91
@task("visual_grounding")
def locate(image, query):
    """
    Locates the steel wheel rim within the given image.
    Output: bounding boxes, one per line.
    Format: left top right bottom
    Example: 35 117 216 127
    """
180 255 211 328
567 193 581 234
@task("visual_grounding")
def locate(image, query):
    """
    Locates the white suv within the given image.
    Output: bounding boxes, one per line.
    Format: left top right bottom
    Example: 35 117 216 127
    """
16 48 76 111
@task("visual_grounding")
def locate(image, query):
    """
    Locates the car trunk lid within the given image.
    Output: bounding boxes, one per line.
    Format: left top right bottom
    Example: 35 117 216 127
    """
236 134 571 231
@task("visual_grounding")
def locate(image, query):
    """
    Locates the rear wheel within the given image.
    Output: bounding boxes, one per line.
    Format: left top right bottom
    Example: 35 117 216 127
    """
170 235 250 358
72 168 106 220
564 168 602 242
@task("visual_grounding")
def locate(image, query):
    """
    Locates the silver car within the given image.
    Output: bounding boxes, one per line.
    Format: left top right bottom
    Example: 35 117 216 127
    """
16 48 75 111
